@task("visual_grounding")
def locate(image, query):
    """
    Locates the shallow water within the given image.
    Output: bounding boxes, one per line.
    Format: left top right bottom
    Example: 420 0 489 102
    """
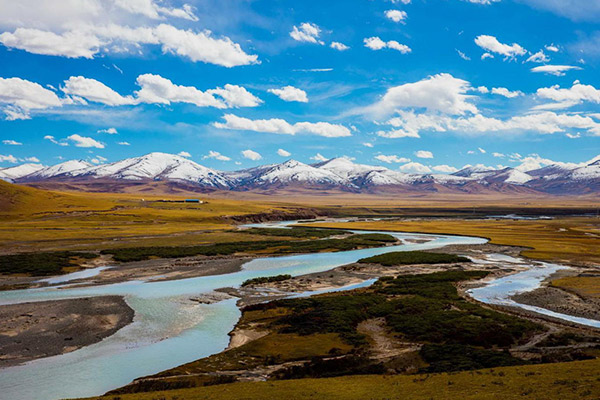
0 225 485 400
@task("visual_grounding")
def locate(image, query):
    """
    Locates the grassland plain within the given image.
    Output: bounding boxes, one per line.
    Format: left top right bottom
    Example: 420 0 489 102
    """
305 217 600 265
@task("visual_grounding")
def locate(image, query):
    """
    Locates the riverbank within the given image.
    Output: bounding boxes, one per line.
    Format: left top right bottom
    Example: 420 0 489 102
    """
0 296 133 367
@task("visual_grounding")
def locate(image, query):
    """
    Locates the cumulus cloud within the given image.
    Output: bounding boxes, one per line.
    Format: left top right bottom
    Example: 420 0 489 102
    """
241 149 262 161
493 152 505 158
0 1 257 68
44 135 68 146
290 23 323 44
457 49 471 60
98 127 118 134
432 164 458 173
136 74 261 108
310 153 328 162
0 154 18 163
474 35 527 59
268 86 308 103
118 141 130 146
374 154 411 163
364 37 411 53
203 150 231 161
214 114 351 137
536 81 600 108
530 65 582 76
177 151 191 157
330 42 349 51
67 134 104 148
526 50 550 63
399 162 431 173
362 142 374 148
491 87 524 98
277 148 291 157
59 74 261 110
367 74 477 117
2 139 22 145
385 10 407 23
0 77 63 120
62 76 136 106
415 150 433 159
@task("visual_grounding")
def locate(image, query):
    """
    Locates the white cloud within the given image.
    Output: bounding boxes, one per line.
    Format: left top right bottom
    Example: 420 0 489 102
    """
415 150 433 158
364 37 411 53
491 87 524 98
385 10 407 23
526 50 549 63
0 77 63 120
464 0 500 3
136 74 261 108
474 35 527 58
0 4 257 68
476 86 489 94
241 149 262 161
23 156 40 162
362 142 374 148
545 44 559 52
2 139 22 145
118 141 130 146
478 147 486 153
536 81 600 106
375 154 411 163
399 162 431 173
62 76 136 106
432 164 458 173
98 127 118 134
330 41 349 51
290 22 323 45
456 49 471 60
203 150 231 161
493 152 505 158
368 74 477 117
310 153 328 162
177 151 191 157
60 74 261 110
277 148 291 157
268 86 308 103
0 154 18 163
67 134 104 148
214 114 351 137
566 133 580 139
531 65 582 76
481 52 494 60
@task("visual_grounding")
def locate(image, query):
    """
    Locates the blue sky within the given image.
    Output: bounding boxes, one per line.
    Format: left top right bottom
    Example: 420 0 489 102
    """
0 0 599 173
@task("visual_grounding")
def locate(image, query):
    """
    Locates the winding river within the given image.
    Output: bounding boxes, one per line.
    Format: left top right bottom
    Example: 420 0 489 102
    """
0 221 597 400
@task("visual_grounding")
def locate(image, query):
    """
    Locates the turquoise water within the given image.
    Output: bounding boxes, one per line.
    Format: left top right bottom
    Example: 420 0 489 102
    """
0 225 485 400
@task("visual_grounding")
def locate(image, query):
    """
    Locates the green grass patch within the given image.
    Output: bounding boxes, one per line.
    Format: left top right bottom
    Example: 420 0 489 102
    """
0 251 97 276
358 251 470 266
242 274 292 287
101 233 397 262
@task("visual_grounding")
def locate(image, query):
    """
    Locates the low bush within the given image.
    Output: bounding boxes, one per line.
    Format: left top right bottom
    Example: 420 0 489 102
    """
358 251 470 266
242 274 292 287
0 251 97 276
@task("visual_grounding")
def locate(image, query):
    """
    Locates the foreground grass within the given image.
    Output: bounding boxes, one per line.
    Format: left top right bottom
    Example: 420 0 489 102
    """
305 217 600 265
81 358 600 400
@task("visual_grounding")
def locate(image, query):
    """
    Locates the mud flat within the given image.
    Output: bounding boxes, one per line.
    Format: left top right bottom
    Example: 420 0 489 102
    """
0 296 134 367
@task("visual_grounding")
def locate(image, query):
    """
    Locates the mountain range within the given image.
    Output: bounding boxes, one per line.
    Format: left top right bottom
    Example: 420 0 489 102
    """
1 152 598 195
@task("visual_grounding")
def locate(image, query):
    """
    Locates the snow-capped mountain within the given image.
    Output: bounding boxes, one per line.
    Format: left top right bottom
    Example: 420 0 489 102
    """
22 160 93 181
0 163 45 182
70 153 233 188
5 152 599 195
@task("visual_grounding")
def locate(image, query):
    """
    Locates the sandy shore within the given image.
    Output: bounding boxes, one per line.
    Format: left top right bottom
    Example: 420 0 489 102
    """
0 296 134 367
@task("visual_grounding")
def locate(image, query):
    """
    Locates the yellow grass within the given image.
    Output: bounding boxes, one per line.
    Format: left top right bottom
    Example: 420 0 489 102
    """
305 218 600 265
0 181 282 252
81 357 600 400
552 276 600 298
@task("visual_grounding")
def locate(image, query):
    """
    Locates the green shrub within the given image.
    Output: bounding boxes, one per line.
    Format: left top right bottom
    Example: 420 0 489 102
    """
358 251 470 266
242 274 292 286
0 251 97 276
